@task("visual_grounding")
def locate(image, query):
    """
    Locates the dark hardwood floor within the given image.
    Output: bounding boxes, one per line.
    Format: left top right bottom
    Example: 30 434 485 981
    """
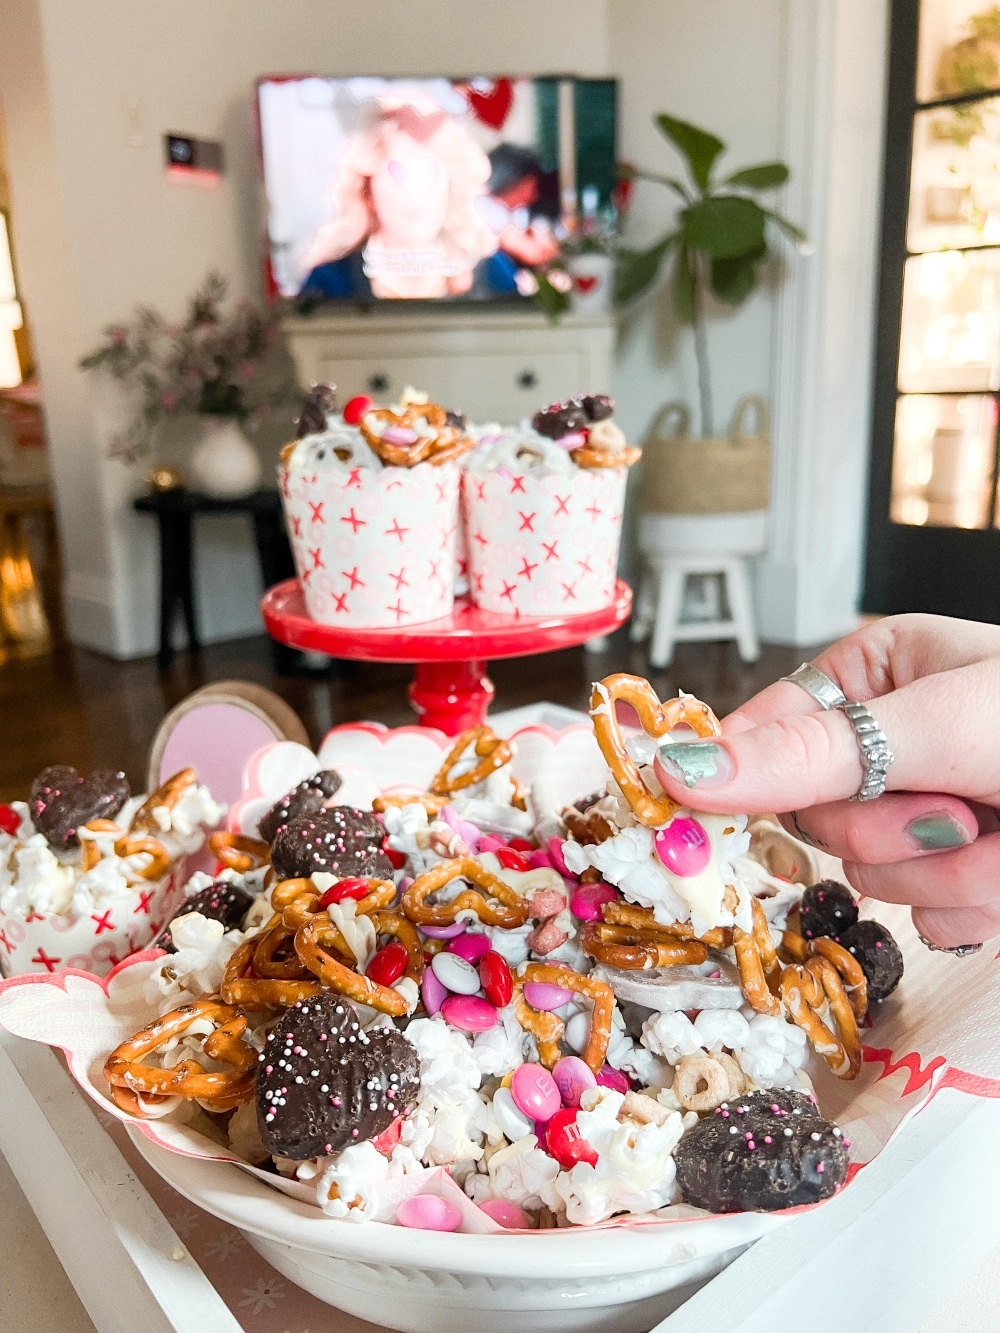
0 632 825 803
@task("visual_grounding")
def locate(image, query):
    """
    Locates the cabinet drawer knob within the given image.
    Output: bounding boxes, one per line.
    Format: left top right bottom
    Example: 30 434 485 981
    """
517 370 538 390
368 372 389 393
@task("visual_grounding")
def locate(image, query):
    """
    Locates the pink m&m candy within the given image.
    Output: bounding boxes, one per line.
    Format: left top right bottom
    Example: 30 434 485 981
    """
447 933 491 965
653 816 711 877
510 1062 561 1122
441 994 498 1033
396 1194 462 1232
421 921 467 940
381 424 420 447
596 1063 631 1094
421 967 448 1016
570 881 618 921
552 1055 597 1108
523 981 573 1011
478 1198 531 1228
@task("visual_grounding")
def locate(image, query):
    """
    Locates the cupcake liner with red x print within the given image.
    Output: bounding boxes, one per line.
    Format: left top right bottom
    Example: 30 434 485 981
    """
280 458 461 627
462 463 627 616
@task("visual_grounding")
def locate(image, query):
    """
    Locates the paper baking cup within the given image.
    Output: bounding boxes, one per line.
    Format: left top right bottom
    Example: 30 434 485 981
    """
463 464 627 616
0 858 187 979
280 460 460 627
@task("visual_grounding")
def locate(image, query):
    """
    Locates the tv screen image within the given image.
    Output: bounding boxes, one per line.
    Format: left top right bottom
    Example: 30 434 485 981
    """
257 75 617 303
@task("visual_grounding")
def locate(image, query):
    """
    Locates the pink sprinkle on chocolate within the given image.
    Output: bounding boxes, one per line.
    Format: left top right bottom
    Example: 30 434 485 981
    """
764 1135 772 1144
816 1162 825 1172
770 1104 780 1113
747 1141 756 1150
876 941 883 948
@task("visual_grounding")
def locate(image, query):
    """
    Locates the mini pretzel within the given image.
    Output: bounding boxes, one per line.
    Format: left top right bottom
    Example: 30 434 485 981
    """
570 444 642 470
114 833 172 881
252 921 316 980
360 403 475 468
402 857 529 929
429 726 513 796
672 1054 732 1112
581 922 708 971
294 916 410 1016
590 675 721 827
79 818 122 871
733 897 782 1016
372 792 449 817
601 901 734 950
209 831 270 874
103 999 257 1111
780 956 861 1079
129 768 198 833
780 929 868 1022
220 938 322 1010
271 876 397 929
514 963 615 1073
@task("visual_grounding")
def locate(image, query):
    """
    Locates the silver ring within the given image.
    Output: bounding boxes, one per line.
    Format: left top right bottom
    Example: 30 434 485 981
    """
781 664 893 801
918 936 983 957
781 663 847 710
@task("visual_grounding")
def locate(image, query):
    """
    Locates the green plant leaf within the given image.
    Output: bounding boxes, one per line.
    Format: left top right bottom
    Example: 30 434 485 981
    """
762 208 809 250
628 169 692 201
615 233 678 304
724 162 789 190
673 245 697 324
682 196 766 258
710 243 766 306
532 272 570 322
655 114 725 191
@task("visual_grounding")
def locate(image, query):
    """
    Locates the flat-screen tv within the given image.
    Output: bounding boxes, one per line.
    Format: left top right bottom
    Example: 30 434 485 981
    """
257 76 617 304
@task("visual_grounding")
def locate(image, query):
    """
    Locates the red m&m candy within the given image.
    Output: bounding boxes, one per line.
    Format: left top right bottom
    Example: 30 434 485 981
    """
545 1108 598 1169
316 878 370 908
0 805 21 836
342 394 373 425
366 942 408 987
494 846 531 872
479 950 513 1008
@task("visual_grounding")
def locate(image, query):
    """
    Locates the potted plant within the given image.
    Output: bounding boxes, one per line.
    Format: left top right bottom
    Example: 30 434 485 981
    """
80 272 296 498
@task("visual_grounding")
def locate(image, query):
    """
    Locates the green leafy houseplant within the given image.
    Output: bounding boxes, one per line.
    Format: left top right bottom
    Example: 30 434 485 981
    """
616 115 807 437
80 272 295 462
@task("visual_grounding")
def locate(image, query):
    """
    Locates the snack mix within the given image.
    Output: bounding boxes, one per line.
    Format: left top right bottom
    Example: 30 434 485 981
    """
96 675 902 1229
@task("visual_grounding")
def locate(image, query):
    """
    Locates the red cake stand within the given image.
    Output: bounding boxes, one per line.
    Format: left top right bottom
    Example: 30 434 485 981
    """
262 578 632 734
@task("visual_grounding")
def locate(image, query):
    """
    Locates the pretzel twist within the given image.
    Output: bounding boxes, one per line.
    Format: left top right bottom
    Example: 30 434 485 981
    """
589 675 721 827
514 963 615 1074
103 999 256 1111
252 921 315 980
780 956 862 1079
779 929 868 1022
79 818 121 872
220 938 322 1009
294 916 411 1016
570 444 643 470
271 876 397 930
581 922 708 971
733 897 782 1016
209 831 271 874
402 857 529 929
360 404 475 468
601 901 734 950
129 768 198 833
114 833 172 881
429 726 513 797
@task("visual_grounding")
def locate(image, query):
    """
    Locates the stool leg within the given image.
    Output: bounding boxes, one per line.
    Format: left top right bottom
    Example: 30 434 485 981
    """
156 514 178 670
725 559 760 663
630 567 655 643
649 561 686 669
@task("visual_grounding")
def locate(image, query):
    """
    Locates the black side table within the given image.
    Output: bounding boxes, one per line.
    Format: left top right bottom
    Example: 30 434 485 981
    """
133 488 297 670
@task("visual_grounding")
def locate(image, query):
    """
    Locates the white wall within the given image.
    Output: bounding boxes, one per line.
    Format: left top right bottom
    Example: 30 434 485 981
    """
0 0 610 657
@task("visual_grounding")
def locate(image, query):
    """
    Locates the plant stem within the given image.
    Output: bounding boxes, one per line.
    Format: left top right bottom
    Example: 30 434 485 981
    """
691 253 713 437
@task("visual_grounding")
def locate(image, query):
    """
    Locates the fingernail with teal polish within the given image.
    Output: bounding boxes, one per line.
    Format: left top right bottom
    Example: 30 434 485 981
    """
906 812 970 851
656 741 732 789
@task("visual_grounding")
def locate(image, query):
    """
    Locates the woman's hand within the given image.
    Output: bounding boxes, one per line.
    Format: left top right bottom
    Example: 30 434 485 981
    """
652 614 1000 947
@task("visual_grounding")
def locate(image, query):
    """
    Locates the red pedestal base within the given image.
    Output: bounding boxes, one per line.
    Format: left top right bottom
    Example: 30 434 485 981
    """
409 661 495 734
261 579 632 735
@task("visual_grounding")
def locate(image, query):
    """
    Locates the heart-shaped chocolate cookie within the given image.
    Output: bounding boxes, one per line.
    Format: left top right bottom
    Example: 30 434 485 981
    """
270 807 391 882
256 993 421 1159
258 770 342 845
29 765 130 850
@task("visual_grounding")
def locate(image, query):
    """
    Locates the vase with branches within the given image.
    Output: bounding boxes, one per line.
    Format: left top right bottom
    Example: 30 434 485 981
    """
615 114 807 438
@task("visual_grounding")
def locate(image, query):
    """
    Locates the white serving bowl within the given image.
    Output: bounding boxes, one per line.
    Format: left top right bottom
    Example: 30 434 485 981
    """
130 1129 788 1333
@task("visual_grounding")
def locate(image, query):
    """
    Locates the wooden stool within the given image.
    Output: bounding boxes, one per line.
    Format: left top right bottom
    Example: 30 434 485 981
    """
631 512 766 668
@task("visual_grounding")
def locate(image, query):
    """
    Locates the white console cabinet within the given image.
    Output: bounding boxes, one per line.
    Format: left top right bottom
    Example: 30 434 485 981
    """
282 309 615 422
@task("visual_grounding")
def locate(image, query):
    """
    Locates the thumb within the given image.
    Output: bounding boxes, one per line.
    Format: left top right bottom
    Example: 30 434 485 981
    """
652 662 1000 815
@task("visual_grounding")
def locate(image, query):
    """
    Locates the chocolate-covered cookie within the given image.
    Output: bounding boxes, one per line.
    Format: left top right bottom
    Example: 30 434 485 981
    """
150 880 255 952
29 765 131 851
258 770 343 845
674 1088 848 1213
296 382 337 438
256 994 421 1159
580 393 614 422
270 807 391 882
532 399 589 440
799 880 859 942
839 919 903 1002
